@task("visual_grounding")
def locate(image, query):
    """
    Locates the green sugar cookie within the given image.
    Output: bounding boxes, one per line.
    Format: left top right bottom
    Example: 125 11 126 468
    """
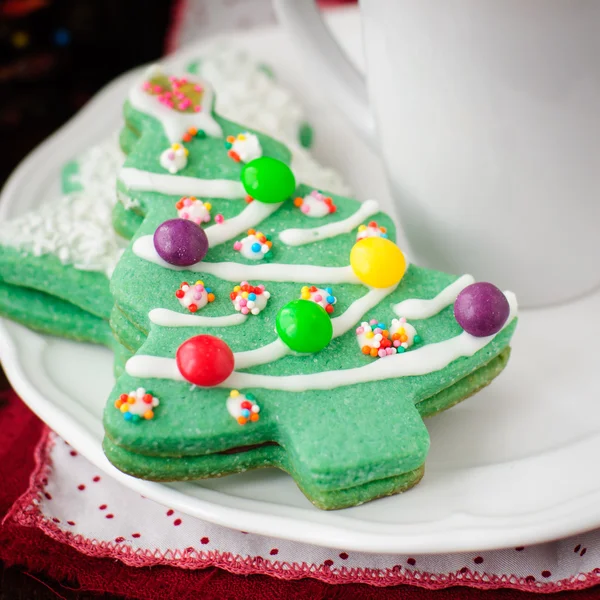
102 65 518 510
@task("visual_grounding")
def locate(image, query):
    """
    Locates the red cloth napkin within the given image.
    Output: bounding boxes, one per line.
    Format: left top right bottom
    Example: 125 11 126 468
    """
0 389 599 599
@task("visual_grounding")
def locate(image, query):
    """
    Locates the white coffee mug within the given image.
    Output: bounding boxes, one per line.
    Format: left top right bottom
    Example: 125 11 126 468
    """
274 0 600 307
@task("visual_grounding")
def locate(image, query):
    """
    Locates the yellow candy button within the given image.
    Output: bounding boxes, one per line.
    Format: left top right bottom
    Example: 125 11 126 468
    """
350 237 406 288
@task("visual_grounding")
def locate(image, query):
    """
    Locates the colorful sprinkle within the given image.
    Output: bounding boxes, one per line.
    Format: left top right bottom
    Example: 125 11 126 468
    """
226 390 260 425
356 318 421 358
300 285 336 314
143 74 204 114
225 132 263 163
176 280 215 312
231 281 270 315
356 220 387 241
175 196 211 224
294 190 337 218
233 230 273 261
114 388 159 421
160 143 188 174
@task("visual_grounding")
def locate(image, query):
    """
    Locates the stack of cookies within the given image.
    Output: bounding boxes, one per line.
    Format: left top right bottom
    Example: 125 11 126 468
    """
0 48 517 509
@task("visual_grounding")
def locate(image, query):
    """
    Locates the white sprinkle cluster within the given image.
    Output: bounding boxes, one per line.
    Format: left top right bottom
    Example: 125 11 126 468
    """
0 133 126 277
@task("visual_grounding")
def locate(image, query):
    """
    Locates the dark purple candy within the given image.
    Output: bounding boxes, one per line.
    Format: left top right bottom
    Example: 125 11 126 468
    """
454 282 510 337
153 219 208 266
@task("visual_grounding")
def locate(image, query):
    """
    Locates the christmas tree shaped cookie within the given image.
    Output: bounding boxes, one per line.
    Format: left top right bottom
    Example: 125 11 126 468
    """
103 66 517 510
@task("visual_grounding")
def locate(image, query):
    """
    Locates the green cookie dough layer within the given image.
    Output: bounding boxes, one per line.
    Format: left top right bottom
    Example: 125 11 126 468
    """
113 201 143 241
0 247 112 320
104 435 423 510
110 304 147 354
417 347 511 418
103 346 509 509
104 80 517 510
113 337 134 379
0 280 112 346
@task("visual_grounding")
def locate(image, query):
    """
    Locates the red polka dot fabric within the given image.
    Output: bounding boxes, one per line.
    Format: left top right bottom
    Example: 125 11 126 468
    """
8 432 600 592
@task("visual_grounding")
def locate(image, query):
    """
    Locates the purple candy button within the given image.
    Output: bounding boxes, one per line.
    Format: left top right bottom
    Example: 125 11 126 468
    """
454 282 510 337
153 219 208 266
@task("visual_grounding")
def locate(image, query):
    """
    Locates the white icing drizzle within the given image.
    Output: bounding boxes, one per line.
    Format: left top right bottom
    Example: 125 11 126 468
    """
279 199 380 247
393 274 475 320
129 65 222 141
126 292 516 389
234 338 289 370
119 168 245 199
194 261 356 285
331 286 396 337
132 235 360 283
204 202 281 247
149 308 246 327
126 355 185 382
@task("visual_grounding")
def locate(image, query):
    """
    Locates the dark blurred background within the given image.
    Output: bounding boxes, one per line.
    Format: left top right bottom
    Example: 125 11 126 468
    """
0 0 173 185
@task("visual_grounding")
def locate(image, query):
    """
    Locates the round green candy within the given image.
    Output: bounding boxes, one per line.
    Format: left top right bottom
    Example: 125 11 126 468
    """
241 157 296 204
276 299 333 353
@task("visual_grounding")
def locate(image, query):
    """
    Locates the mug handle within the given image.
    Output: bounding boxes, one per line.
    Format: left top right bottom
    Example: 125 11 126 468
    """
272 0 377 148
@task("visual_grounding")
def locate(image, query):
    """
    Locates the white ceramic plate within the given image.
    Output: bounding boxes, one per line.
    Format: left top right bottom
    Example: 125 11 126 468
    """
2 9 600 554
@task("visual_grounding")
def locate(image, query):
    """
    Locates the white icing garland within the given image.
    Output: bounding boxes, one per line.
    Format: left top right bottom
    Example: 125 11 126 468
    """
126 291 517 390
279 199 380 246
132 235 360 284
119 168 245 199
149 308 246 327
133 287 397 373
393 274 475 320
234 339 289 370
205 202 281 247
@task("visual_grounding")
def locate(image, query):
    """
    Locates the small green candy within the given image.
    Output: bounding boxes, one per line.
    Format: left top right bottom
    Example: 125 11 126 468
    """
276 299 333 354
197 129 206 139
241 157 296 204
132 414 141 422
414 335 422 344
246 392 256 401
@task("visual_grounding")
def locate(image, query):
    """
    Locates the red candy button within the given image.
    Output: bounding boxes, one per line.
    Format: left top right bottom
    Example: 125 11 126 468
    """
176 335 234 387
